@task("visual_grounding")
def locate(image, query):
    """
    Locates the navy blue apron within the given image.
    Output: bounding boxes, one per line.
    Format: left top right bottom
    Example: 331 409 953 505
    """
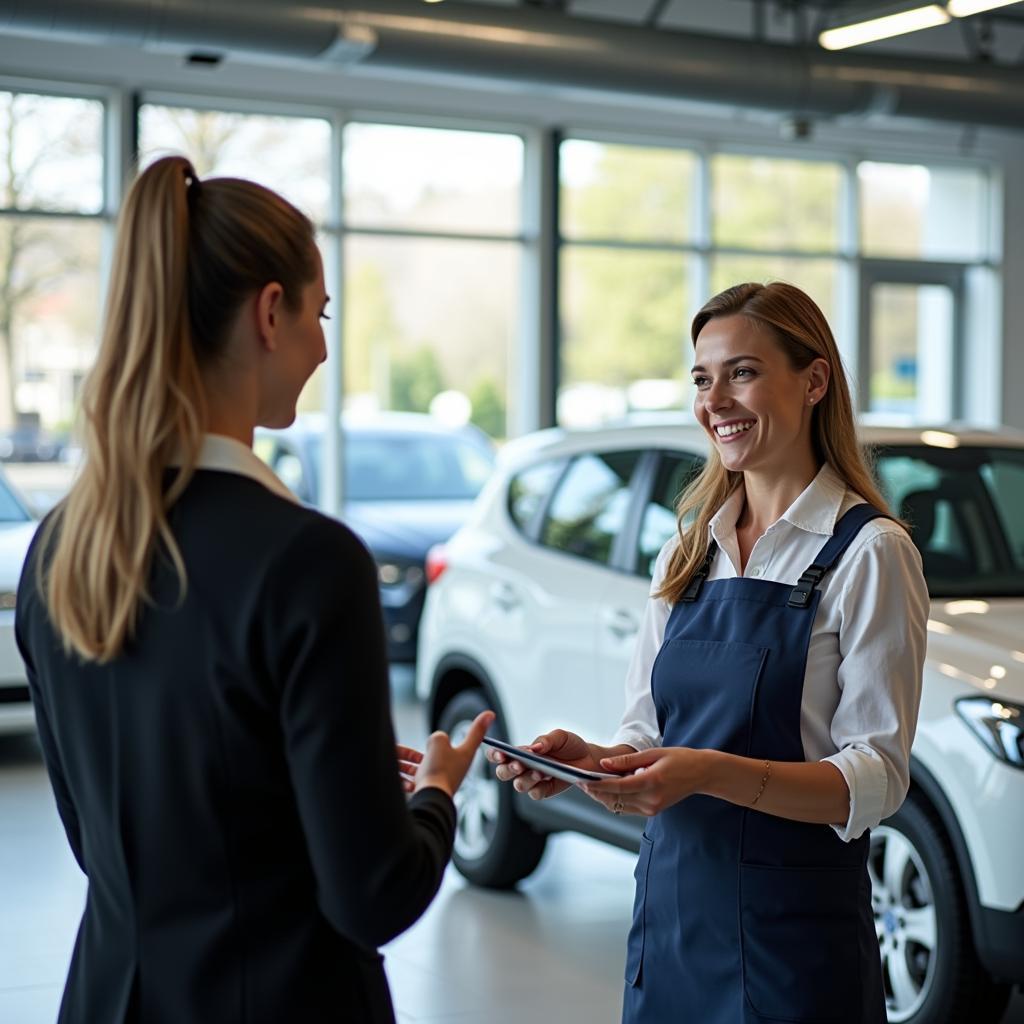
622 503 887 1024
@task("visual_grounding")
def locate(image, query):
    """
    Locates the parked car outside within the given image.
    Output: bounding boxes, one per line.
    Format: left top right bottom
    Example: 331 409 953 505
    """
255 411 495 662
417 417 1024 1024
0 422 66 463
0 466 39 734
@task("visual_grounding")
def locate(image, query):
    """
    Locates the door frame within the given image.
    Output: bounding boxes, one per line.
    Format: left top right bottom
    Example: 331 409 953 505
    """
857 259 968 421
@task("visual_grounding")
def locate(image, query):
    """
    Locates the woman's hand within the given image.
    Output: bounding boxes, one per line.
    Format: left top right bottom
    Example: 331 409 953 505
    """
402 711 496 799
485 729 620 801
581 746 712 816
396 744 424 794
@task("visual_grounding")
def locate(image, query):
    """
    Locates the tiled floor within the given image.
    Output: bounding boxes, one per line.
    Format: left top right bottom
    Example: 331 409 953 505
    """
1 669 1020 1024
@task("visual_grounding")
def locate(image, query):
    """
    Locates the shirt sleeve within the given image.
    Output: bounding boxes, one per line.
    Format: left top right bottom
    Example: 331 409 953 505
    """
821 528 929 842
611 539 675 752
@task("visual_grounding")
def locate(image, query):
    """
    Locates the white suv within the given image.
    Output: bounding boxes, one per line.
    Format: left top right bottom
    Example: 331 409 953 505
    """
416 418 1024 1024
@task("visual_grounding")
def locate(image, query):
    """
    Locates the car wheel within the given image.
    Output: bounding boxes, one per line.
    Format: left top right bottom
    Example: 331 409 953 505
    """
438 689 547 889
869 793 1011 1024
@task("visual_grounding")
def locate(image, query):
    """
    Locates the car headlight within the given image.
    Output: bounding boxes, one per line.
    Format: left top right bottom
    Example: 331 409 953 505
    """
376 560 425 589
955 697 1024 770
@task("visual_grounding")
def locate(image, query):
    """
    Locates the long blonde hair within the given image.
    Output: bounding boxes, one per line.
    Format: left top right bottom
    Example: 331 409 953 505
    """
657 281 899 605
41 155 317 662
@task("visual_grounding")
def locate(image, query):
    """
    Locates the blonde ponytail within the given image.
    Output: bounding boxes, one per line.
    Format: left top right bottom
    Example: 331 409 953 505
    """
41 156 316 662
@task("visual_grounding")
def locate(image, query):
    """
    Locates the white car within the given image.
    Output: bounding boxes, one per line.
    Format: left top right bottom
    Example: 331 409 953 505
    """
0 469 39 734
417 418 1024 1024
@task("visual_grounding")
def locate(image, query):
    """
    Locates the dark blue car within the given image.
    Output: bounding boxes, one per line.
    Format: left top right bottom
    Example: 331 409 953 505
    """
255 412 495 662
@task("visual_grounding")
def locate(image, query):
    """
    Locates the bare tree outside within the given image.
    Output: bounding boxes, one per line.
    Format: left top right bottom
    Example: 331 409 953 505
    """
0 91 103 432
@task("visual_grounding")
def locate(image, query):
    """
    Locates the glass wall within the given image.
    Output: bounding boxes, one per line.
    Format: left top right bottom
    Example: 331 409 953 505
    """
559 141 694 426
342 124 523 440
0 91 104 456
558 138 992 427
139 103 334 413
0 79 999 475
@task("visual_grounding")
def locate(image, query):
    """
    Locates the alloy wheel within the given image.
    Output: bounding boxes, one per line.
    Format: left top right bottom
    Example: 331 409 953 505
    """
449 719 500 861
869 825 938 1022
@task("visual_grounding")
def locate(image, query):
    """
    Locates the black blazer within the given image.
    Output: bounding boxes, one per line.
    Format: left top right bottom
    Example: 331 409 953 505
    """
16 470 456 1024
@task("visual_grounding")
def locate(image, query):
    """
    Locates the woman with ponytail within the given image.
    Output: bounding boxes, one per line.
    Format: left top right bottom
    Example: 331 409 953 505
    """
16 156 490 1024
489 282 929 1023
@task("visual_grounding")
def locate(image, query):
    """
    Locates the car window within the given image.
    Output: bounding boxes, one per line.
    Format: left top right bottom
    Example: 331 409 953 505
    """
0 474 30 523
340 434 494 501
507 459 565 536
636 452 704 577
874 445 1024 597
981 459 1024 563
540 450 641 565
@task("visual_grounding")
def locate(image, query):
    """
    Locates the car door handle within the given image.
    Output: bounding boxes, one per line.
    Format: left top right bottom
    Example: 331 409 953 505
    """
490 582 521 611
604 608 639 639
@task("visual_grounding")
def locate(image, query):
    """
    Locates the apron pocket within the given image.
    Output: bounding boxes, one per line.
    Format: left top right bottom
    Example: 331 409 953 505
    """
739 862 863 1024
624 833 654 987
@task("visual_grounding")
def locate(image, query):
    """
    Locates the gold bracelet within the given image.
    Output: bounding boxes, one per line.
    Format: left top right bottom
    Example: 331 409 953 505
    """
750 759 772 806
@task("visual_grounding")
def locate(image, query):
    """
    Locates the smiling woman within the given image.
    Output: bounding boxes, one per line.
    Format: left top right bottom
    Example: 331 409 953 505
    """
662 281 896 602
488 280 929 1024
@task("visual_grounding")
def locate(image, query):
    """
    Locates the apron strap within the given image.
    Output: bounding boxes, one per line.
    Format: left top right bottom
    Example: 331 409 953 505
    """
680 541 719 602
788 503 889 609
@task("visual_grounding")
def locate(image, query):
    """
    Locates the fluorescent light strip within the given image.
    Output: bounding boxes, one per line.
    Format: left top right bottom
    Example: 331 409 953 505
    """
948 0 1023 14
819 4 951 50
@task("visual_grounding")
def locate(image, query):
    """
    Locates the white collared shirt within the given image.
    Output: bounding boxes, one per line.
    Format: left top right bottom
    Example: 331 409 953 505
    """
612 463 929 842
188 433 301 506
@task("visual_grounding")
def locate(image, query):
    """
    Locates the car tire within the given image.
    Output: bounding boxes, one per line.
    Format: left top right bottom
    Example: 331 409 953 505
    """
870 792 1012 1024
437 689 547 889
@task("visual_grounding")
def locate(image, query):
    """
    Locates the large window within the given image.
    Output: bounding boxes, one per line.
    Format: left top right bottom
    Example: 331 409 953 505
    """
139 103 334 414
559 141 694 426
559 137 993 427
343 124 523 441
1 79 1001 483
0 91 105 466
859 162 990 262
139 104 331 220
711 154 841 252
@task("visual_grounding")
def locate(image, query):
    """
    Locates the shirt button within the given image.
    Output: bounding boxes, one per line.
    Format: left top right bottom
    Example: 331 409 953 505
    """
749 566 763 578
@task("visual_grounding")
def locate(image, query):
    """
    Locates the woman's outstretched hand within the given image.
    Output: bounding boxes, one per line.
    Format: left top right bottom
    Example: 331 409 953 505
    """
397 745 424 794
581 746 711 816
396 711 495 799
485 729 622 801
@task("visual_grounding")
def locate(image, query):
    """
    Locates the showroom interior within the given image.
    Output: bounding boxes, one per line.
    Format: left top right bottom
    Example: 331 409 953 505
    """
0 1 1022 1023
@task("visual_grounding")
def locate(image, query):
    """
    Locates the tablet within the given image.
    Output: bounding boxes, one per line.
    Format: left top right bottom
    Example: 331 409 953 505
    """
482 736 618 785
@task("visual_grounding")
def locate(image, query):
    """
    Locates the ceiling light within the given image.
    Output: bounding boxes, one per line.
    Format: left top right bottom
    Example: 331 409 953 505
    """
819 4 951 50
948 0 1023 15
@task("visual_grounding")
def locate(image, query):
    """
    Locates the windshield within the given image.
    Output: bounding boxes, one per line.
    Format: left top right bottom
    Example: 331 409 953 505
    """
873 445 1024 598
313 432 494 502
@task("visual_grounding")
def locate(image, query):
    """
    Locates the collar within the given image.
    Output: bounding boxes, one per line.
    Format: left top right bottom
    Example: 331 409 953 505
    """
709 462 849 544
183 433 301 505
781 462 849 536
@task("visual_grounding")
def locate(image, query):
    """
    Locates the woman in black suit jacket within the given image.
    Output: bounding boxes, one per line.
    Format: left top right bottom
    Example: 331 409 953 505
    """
15 155 491 1024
